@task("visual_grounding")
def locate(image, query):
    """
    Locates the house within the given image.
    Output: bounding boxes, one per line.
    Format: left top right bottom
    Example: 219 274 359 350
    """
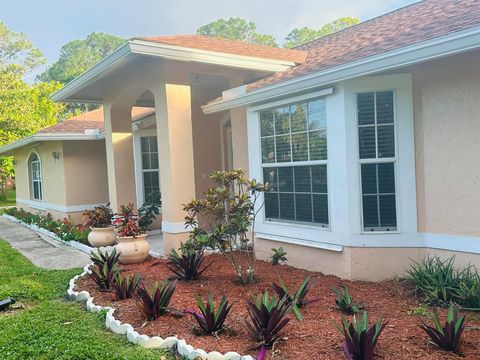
2 0 480 280
0 107 160 224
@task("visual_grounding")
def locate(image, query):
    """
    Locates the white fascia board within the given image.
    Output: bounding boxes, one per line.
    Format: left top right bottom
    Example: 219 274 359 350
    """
129 40 297 72
51 39 298 104
202 25 480 114
0 133 105 154
51 43 134 103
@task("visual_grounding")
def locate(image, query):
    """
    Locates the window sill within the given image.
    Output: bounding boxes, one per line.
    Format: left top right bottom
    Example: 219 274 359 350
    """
29 201 46 211
256 232 343 252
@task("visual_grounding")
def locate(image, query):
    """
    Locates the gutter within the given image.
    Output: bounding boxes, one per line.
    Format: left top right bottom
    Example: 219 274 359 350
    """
202 25 480 114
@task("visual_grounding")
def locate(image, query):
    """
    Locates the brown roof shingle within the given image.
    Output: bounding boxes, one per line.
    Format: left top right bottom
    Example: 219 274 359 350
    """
248 0 480 91
38 107 154 135
137 35 308 64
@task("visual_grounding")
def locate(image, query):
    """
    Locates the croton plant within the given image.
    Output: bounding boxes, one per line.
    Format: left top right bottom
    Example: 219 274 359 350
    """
83 204 113 228
112 203 143 237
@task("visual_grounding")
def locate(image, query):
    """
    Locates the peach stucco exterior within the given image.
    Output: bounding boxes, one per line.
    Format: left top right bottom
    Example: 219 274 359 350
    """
12 140 109 224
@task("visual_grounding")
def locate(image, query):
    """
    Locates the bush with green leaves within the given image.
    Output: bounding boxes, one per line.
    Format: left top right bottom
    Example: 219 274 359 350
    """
139 190 161 229
270 247 287 266
408 255 480 308
183 169 270 285
419 304 466 352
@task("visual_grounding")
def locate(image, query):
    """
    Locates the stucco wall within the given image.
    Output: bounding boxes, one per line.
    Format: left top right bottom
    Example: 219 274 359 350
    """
63 140 109 206
13 141 66 207
413 50 480 237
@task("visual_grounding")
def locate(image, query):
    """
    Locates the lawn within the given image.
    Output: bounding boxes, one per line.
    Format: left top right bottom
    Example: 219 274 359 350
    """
0 188 15 207
0 239 172 360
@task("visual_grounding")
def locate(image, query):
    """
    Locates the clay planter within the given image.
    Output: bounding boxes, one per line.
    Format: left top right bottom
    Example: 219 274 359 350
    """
87 226 117 247
116 234 150 264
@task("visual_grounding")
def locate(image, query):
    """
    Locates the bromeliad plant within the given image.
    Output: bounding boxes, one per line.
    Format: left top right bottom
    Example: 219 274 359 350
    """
136 280 177 320
419 304 466 352
83 204 113 228
183 169 271 285
333 286 362 315
245 291 294 359
270 247 288 266
113 273 141 300
336 311 387 360
271 275 320 321
88 248 121 290
166 248 212 281
185 293 232 335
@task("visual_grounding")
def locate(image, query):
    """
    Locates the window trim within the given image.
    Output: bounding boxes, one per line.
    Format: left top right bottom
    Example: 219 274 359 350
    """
356 90 400 233
259 95 329 228
28 150 43 202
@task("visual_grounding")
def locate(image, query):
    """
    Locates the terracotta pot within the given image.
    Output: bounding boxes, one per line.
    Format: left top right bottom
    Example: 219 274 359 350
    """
116 234 150 264
87 226 117 247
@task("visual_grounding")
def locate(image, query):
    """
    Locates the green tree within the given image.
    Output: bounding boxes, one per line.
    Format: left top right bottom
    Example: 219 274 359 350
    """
38 32 125 84
0 23 64 200
197 17 277 47
284 17 360 48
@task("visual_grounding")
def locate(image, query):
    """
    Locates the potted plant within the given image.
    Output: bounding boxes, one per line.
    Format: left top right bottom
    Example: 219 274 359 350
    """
113 203 150 264
83 204 116 247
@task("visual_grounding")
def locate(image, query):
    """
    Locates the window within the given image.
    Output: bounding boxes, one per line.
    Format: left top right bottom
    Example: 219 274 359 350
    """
358 91 397 231
140 136 160 201
260 98 328 227
29 153 42 201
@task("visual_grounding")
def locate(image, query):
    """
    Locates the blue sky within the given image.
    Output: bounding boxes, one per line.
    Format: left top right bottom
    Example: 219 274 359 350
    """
3 0 417 78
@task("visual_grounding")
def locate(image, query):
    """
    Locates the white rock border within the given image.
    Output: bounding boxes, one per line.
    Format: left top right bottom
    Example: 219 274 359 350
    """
67 265 253 360
1 214 158 257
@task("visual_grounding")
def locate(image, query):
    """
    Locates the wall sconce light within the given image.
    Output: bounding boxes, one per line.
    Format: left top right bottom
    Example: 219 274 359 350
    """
52 151 61 161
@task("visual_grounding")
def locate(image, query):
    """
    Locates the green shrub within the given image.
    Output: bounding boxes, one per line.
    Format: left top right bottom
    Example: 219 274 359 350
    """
408 255 480 309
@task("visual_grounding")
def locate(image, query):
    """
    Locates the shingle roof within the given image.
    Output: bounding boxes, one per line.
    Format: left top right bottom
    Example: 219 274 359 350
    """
137 35 308 64
38 107 154 134
248 0 480 91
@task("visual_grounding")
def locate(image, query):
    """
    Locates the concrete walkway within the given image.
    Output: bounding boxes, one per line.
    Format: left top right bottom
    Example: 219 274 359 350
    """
0 217 90 270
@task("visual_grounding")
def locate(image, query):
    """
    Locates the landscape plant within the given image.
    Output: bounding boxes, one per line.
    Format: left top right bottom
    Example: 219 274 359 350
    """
333 286 362 314
183 169 271 285
185 293 232 335
113 273 141 300
270 247 288 266
88 248 121 290
419 303 466 352
165 248 212 281
83 204 113 228
138 190 162 229
113 203 143 237
136 280 177 320
245 291 294 359
336 311 387 360
271 275 320 321
408 255 480 308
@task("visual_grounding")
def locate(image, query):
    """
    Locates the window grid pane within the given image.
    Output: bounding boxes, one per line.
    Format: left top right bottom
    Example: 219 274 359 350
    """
141 136 160 202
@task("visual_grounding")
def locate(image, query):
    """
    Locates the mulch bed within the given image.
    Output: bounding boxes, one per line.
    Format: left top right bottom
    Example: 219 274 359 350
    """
75 254 480 359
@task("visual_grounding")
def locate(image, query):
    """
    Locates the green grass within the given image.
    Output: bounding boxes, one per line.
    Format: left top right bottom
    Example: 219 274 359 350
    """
0 188 15 207
0 239 172 360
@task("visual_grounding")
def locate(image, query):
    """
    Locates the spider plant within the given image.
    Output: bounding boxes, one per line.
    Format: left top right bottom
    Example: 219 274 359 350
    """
166 248 212 280
112 273 141 300
136 280 177 320
333 286 361 314
336 311 387 360
245 291 293 358
271 275 320 321
419 304 466 352
185 293 232 334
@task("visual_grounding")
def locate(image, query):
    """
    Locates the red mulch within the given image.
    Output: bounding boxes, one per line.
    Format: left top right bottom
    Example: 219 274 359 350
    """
75 254 480 359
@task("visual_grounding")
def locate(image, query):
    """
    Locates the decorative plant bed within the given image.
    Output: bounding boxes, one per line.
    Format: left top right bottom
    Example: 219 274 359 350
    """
73 254 480 359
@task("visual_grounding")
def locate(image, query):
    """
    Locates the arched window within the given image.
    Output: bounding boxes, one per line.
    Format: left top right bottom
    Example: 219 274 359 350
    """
29 153 42 201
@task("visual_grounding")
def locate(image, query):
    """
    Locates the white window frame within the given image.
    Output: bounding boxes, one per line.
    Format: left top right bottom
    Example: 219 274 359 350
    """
133 130 161 209
357 90 399 233
28 151 43 202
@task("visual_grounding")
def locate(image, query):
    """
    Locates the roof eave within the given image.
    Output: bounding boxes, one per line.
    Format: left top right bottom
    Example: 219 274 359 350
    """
0 133 105 155
202 25 480 114
52 39 300 104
